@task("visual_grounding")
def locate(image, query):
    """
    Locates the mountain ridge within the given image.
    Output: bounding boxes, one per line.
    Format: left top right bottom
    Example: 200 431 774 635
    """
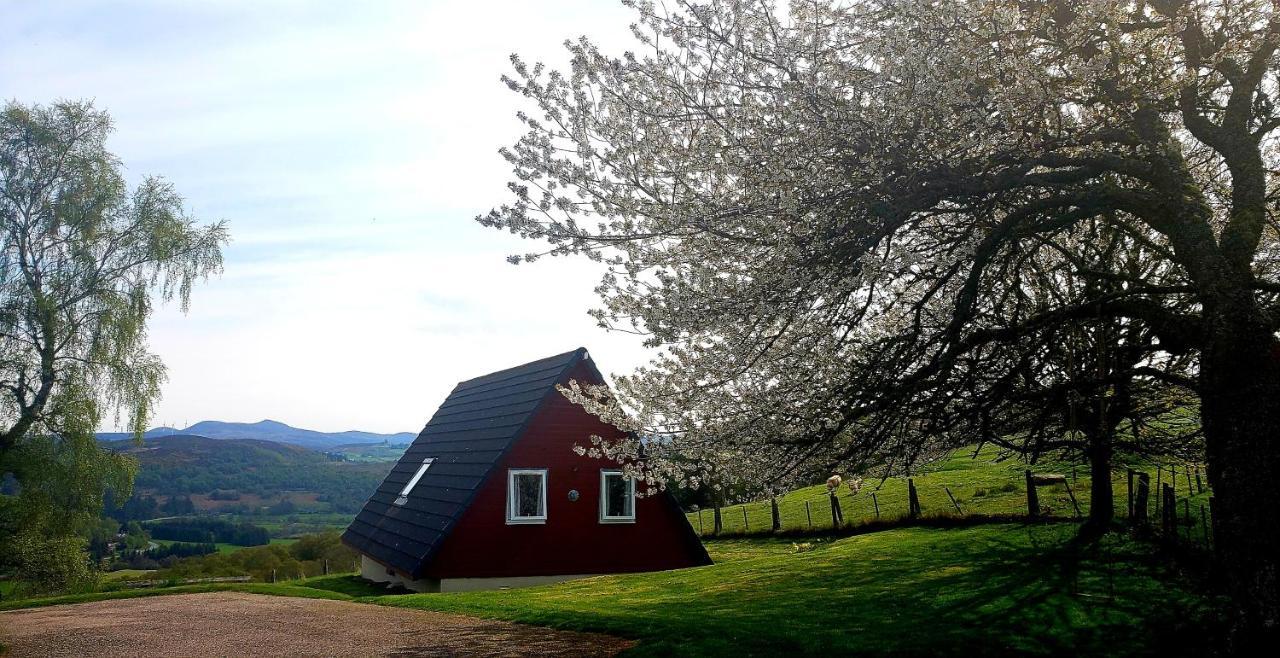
96 419 416 450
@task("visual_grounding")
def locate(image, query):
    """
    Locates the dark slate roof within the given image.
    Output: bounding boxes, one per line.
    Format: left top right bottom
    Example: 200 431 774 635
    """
341 348 592 577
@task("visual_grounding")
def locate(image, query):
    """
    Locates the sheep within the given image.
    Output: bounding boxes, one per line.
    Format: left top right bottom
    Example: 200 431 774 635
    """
825 474 842 493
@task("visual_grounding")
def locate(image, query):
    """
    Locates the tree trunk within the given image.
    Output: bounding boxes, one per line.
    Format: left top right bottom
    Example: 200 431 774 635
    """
1201 314 1280 645
1079 429 1114 540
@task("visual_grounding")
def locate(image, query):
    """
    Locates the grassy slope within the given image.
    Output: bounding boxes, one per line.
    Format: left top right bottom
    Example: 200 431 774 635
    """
0 571 380 610
692 446 1213 544
0 581 354 611
371 525 1220 656
3 450 1220 655
1 526 1221 656
1 526 1222 655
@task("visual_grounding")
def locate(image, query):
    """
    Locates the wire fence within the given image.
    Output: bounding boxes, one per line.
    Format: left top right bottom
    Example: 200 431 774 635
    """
688 462 1214 553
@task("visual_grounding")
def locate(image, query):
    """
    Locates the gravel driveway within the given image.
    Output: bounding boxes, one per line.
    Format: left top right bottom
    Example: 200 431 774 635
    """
0 592 633 657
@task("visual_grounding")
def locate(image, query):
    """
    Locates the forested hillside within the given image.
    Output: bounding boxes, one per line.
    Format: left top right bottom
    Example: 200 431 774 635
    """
102 436 390 516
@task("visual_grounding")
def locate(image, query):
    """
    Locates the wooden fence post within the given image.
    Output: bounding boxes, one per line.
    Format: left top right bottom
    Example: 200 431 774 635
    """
907 478 921 519
1169 464 1176 495
1162 484 1176 542
1185 465 1194 494
770 497 781 532
323 559 329 576
805 500 813 529
871 492 880 519
271 569 277 584
1063 480 1082 519
742 505 750 531
1025 470 1039 519
1195 466 1204 494
1155 467 1163 516
1134 472 1150 526
1126 469 1135 519
829 494 844 527
713 505 723 534
944 486 962 514
1182 499 1192 540
697 509 704 536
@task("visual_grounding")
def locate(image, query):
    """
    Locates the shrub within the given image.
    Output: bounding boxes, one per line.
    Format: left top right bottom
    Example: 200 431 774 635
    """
6 532 99 597
287 531 355 567
154 531 357 583
145 541 217 560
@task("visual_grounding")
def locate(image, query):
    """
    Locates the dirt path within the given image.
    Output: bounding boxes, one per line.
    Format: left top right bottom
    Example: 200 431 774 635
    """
0 592 634 657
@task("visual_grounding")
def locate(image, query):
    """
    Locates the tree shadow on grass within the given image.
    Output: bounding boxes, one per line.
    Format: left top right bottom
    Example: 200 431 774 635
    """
373 525 1225 657
715 526 1224 656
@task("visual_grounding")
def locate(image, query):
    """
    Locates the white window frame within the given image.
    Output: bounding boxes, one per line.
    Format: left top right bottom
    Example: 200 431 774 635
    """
506 468 548 524
599 469 636 523
394 457 435 506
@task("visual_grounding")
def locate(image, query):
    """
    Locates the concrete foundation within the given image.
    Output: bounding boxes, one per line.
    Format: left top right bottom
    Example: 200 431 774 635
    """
361 555 440 592
359 555 591 593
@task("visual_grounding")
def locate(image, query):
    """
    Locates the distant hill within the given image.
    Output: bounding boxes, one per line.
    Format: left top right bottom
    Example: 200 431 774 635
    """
101 434 392 516
97 419 416 450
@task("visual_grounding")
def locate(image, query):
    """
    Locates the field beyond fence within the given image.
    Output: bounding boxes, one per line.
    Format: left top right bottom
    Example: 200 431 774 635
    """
687 446 1214 553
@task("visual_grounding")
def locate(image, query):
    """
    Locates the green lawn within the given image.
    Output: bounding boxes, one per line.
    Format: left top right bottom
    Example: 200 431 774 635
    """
2 524 1222 655
0 580 355 611
370 525 1221 656
692 446 1213 545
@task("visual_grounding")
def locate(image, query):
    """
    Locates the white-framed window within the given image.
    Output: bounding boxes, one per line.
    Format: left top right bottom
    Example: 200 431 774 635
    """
599 469 636 523
395 457 435 506
506 468 548 524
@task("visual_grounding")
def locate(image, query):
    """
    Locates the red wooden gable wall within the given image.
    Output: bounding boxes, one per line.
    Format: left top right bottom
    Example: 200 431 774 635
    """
423 361 710 579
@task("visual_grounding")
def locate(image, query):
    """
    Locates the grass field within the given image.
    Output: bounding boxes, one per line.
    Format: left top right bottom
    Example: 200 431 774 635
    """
693 446 1214 545
250 513 353 534
3 448 1221 655
369 525 1221 656
151 537 298 555
3 524 1224 656
101 569 156 582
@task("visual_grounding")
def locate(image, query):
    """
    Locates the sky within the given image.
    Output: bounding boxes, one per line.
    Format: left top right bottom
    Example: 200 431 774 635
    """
0 0 651 434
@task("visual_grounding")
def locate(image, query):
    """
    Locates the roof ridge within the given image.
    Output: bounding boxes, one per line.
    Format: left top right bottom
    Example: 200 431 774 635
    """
453 347 585 389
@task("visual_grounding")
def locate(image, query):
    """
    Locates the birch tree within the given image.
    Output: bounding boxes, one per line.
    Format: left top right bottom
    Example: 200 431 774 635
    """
0 100 226 590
